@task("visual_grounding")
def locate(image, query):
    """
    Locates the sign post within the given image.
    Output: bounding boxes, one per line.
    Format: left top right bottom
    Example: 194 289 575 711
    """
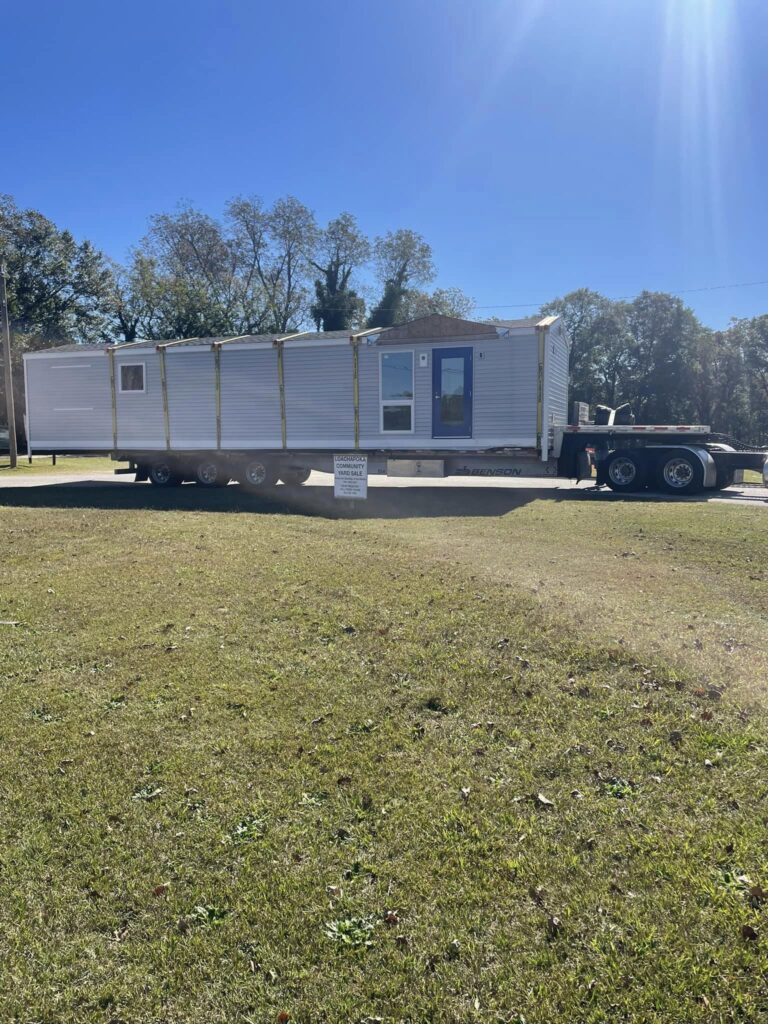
334 454 368 500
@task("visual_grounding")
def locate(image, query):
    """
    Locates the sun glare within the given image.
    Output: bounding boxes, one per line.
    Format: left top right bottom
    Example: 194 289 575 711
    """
657 0 744 258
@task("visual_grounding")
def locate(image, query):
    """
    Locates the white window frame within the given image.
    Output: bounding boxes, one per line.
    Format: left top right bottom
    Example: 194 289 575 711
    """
118 361 146 394
379 349 415 434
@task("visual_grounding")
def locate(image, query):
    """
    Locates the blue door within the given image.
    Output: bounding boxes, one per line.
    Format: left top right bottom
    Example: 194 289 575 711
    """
432 347 473 438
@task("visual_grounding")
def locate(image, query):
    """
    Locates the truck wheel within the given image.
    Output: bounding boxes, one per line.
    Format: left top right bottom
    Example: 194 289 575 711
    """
195 458 229 488
604 450 647 492
239 458 277 491
655 451 704 495
279 467 311 486
714 468 735 490
148 461 182 487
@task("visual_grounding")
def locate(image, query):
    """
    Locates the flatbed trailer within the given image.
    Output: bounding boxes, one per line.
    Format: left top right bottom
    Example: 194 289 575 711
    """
103 422 766 497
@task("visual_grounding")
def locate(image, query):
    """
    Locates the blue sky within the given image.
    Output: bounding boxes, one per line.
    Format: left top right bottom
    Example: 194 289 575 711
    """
2 0 766 328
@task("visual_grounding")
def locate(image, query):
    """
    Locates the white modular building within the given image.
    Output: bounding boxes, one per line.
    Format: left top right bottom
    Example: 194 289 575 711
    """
23 313 570 463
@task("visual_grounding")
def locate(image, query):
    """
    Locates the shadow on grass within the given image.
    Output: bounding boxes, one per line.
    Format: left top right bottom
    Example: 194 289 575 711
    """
0 480 621 519
1 479 762 518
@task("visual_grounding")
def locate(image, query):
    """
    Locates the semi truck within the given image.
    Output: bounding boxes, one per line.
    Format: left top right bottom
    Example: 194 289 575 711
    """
22 313 768 496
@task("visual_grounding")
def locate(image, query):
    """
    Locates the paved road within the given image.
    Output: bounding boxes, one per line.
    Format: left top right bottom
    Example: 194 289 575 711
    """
1 469 766 507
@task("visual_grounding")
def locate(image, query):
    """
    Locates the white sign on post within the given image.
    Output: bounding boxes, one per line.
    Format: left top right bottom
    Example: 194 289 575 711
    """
334 454 368 499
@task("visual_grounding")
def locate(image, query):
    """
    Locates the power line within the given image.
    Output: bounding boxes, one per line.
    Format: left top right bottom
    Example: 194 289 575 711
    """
471 277 768 311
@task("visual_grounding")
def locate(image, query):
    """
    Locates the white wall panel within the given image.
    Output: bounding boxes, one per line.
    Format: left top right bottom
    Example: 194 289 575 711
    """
220 347 281 448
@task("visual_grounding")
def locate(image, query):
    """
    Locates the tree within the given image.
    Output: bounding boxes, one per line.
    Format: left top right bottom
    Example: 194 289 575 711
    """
140 204 252 338
397 286 475 322
725 315 768 442
540 288 631 408
108 254 163 342
124 196 319 340
310 213 369 331
0 194 113 344
623 291 702 422
228 195 318 334
366 229 435 327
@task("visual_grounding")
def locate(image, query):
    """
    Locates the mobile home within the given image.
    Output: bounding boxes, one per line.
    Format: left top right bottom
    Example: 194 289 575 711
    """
24 312 767 494
24 313 571 485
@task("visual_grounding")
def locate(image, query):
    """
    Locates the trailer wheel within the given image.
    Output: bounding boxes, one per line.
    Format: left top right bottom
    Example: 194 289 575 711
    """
148 461 182 487
604 450 647 492
279 467 311 486
195 458 229 488
655 450 704 495
239 458 277 491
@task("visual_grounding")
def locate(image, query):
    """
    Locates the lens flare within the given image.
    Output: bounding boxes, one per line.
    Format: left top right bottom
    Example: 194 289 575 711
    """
657 0 746 262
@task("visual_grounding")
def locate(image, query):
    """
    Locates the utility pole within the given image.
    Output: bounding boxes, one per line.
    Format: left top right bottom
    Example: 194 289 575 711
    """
0 263 17 467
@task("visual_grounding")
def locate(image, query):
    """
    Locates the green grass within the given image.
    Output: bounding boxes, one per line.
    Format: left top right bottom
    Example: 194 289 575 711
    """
0 455 119 474
1 496 768 1022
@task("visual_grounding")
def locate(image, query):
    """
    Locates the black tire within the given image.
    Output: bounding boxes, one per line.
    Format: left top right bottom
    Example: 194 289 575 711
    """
279 467 311 486
194 458 229 488
239 458 278 492
714 468 735 490
654 450 705 495
603 450 647 493
148 461 183 487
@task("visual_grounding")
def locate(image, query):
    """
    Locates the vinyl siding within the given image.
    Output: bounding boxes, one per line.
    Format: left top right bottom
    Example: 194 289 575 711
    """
114 352 166 450
284 344 354 447
358 334 539 448
220 347 281 449
166 350 217 449
25 352 113 450
544 321 570 428
25 330 548 455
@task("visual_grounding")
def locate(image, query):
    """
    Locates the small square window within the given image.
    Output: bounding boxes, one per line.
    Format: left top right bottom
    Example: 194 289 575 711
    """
119 363 145 393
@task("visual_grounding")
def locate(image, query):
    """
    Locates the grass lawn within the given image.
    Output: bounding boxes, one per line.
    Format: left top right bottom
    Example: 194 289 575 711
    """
1 490 767 1022
0 455 119 475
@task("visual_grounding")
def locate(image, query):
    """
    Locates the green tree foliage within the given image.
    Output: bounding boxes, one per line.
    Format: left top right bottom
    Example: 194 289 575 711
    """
0 194 113 344
622 291 701 421
726 315 768 441
397 286 475 322
228 195 319 334
310 213 369 331
366 229 435 328
540 289 628 407
114 196 320 341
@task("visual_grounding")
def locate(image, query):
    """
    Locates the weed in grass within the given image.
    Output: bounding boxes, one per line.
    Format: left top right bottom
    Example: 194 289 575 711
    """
325 916 376 948
223 813 267 845
131 784 163 801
